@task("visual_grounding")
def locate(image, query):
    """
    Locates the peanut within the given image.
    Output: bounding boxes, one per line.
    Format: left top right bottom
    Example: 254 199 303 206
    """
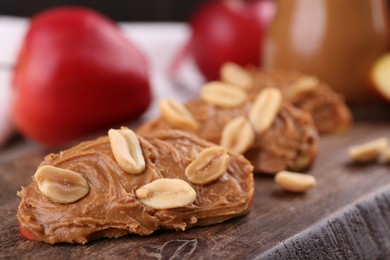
275 171 316 193
108 127 146 174
34 165 89 203
136 178 196 210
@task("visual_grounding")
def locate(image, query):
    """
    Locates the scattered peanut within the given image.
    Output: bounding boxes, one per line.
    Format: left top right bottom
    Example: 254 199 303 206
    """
34 165 89 203
348 137 389 163
275 171 316 193
108 127 146 174
135 178 196 210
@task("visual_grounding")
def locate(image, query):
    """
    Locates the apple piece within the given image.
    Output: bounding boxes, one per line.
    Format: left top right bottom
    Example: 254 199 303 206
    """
18 222 38 241
370 53 390 101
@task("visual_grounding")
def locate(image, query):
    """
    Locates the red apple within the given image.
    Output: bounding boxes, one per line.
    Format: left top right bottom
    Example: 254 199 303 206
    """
12 7 151 146
189 0 275 81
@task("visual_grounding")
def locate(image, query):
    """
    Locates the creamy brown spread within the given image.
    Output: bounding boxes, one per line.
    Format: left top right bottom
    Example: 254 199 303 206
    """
249 69 352 134
17 130 254 244
245 102 317 173
138 100 319 174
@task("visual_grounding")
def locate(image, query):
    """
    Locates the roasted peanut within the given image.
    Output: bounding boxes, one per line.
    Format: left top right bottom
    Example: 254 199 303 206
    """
201 81 247 108
220 62 253 90
136 178 196 210
159 99 199 131
34 165 89 203
275 171 316 193
286 76 319 98
249 87 282 134
348 137 389 163
109 127 146 174
220 116 255 154
185 146 230 184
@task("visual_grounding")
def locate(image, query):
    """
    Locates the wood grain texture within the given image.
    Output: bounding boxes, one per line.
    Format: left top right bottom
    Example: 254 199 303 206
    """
2 121 390 259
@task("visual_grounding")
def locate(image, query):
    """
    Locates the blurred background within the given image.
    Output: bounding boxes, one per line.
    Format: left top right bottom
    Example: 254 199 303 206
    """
3 0 390 22
1 0 390 150
0 0 206 21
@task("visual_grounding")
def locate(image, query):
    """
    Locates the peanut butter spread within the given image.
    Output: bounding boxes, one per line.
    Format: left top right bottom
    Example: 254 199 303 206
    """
249 69 352 134
17 130 254 244
138 100 318 174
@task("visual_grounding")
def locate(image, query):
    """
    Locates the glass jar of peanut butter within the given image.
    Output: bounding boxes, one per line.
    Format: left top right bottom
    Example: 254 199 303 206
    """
263 0 390 104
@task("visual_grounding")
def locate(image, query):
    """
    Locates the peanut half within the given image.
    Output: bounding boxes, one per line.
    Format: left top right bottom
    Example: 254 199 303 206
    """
275 171 316 193
220 62 253 90
286 76 319 98
220 116 255 154
379 148 390 163
348 137 389 163
201 81 247 108
249 87 282 134
159 99 199 131
185 146 230 185
135 178 196 210
34 165 89 203
108 127 146 174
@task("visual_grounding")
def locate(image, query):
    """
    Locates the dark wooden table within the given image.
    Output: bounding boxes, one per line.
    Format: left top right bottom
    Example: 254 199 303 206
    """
2 118 390 259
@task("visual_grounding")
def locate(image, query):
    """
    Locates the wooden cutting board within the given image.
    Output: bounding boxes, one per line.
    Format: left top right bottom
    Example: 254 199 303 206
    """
1 119 390 259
